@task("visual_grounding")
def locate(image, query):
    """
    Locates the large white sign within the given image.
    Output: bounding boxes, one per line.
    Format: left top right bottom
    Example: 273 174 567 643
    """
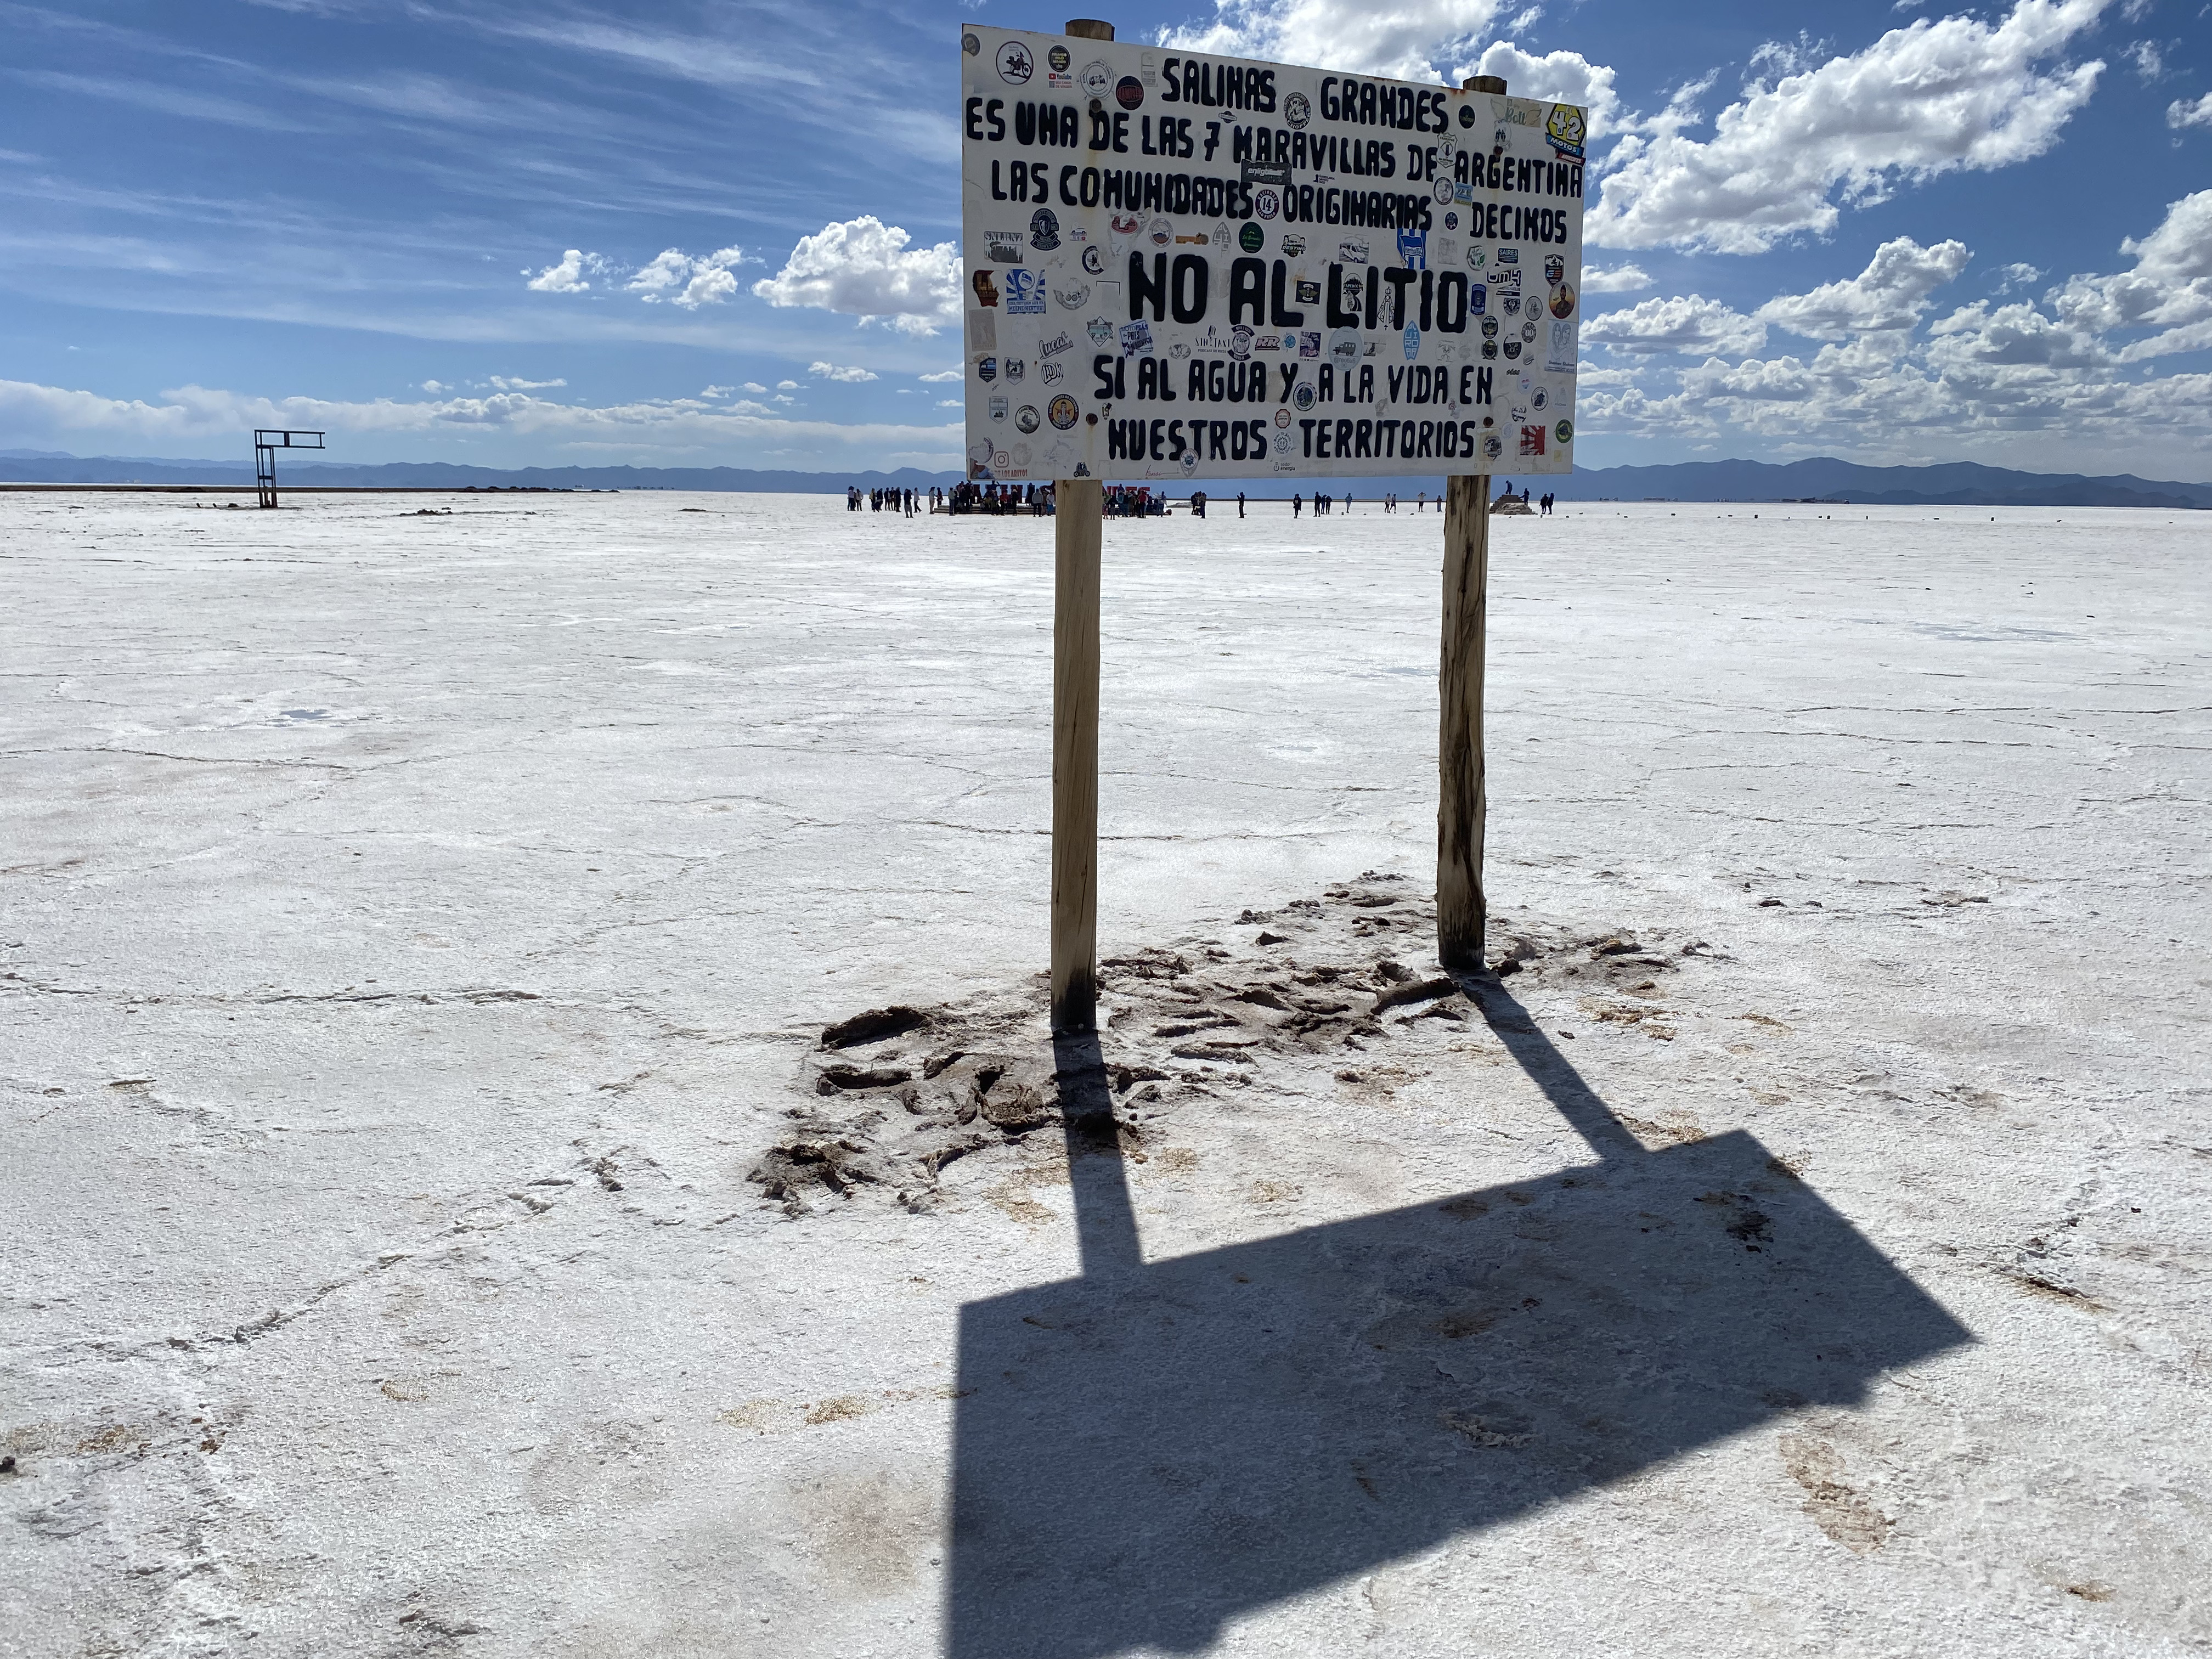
959 28 1586 484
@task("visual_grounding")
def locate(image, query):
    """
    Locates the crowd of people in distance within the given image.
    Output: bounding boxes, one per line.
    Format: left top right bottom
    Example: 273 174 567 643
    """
843 481 1559 520
1103 486 1166 516
844 482 1066 515
943 481 1053 515
848 485 921 516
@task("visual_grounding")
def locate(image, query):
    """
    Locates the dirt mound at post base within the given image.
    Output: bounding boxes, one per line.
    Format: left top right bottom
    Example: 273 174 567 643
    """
748 874 1707 1216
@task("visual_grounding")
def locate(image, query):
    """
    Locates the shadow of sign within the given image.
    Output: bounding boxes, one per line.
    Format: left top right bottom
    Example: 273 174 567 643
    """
947 985 1971 1657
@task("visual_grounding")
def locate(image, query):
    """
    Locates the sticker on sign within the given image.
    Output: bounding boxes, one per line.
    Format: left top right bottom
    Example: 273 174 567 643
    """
961 30 1584 481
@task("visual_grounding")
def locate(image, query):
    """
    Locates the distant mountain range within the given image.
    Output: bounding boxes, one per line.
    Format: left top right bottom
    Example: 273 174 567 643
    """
3 450 2207 509
0 452 955 495
1545 457 2212 511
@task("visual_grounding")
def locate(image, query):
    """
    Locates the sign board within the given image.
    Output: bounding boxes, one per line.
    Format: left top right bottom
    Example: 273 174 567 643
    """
958 29 1586 483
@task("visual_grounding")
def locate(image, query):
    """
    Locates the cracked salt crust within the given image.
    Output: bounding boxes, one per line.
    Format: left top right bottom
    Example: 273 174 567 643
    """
1 492 2207 1656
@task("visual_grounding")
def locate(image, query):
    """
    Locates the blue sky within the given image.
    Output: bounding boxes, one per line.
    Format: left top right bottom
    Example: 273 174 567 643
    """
3 0 2208 476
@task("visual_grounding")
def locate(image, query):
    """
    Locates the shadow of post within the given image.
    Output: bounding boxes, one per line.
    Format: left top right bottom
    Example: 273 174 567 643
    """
949 983 1970 1658
1053 1029 1142 1280
1459 976 1649 1162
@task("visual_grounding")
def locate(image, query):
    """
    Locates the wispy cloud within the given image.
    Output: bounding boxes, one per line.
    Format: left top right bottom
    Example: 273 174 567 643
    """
1581 263 1654 294
0 374 963 467
456 9 958 163
5 69 313 131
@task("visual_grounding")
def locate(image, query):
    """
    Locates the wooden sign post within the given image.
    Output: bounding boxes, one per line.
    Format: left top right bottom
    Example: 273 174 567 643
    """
1437 72 1506 976
1052 475 1103 1030
1437 470 1490 973
1048 18 1115 1034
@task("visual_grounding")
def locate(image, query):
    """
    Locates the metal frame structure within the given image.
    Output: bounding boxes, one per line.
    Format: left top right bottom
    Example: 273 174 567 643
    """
253 429 325 508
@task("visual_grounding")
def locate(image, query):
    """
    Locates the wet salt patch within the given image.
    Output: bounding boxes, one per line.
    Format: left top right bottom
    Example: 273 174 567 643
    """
215 704 381 728
1845 617 2081 643
165 698 381 732
1907 623 2080 643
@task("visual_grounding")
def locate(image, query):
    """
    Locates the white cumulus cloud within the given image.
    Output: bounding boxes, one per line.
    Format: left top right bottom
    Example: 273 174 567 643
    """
488 375 568 390
917 369 962 382
527 250 601 293
1925 300 2107 369
1589 0 2108 253
1454 43 1622 136
1571 189 2212 477
752 216 960 336
809 361 879 383
529 247 749 308
2046 188 2212 357
2169 91 2212 129
1154 9 1618 140
1584 294 1768 356
1757 237 1972 338
629 246 749 308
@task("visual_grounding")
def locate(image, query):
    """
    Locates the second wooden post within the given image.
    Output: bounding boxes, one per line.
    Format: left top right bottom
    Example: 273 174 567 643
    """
1438 471 1491 973
1438 70 1506 978
1052 476 1103 1030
